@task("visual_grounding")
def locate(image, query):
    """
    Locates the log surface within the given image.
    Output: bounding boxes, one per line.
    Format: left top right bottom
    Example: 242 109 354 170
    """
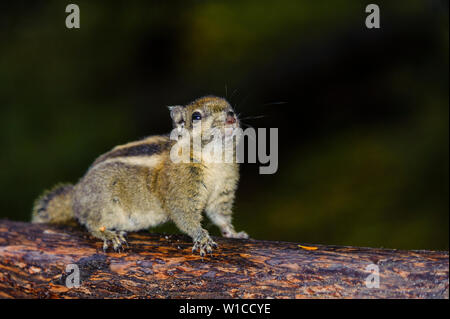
0 220 448 299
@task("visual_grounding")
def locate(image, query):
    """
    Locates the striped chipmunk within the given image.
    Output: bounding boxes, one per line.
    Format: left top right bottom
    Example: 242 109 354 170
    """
32 96 249 256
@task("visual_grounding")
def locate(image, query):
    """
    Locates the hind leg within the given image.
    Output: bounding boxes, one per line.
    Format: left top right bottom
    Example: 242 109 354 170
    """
75 205 130 252
81 210 130 252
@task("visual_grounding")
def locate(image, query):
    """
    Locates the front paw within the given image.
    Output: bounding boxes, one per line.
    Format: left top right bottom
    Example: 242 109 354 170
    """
234 231 249 239
192 230 217 257
223 230 249 239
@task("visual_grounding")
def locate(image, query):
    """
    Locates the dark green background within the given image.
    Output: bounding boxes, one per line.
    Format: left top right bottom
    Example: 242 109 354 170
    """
0 0 448 250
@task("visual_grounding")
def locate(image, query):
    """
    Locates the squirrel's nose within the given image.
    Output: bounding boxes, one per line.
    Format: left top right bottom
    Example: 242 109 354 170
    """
226 111 236 124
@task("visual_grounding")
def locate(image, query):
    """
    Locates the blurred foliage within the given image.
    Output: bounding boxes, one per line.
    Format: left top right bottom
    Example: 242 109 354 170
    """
0 0 448 249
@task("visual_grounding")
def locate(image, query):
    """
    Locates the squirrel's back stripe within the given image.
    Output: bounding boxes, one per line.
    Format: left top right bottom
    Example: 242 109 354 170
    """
91 135 172 168
93 155 164 170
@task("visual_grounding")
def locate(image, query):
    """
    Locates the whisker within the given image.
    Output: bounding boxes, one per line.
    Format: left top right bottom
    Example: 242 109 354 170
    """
239 121 256 131
239 115 265 120
234 93 251 113
230 89 238 100
261 101 287 106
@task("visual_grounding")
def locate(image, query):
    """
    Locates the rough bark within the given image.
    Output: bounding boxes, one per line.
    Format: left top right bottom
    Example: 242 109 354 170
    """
0 220 448 299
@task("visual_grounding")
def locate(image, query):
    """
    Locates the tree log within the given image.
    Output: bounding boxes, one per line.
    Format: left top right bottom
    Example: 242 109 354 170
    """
0 220 448 299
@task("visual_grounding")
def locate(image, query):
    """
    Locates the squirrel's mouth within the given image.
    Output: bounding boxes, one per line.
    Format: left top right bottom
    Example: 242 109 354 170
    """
224 122 238 128
225 117 239 128
226 116 236 125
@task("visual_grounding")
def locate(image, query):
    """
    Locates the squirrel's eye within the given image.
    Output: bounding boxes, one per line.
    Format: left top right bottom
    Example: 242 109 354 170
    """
192 112 202 121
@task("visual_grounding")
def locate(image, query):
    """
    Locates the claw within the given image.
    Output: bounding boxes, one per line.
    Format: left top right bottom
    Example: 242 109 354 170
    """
119 231 128 245
103 240 109 252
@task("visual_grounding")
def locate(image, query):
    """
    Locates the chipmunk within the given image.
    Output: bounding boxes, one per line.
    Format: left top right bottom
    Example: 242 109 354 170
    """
32 96 249 256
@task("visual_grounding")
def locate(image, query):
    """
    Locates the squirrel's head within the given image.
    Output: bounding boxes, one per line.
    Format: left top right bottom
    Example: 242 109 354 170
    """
168 96 239 141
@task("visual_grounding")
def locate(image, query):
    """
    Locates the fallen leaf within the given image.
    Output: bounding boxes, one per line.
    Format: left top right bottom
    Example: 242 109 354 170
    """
298 245 318 251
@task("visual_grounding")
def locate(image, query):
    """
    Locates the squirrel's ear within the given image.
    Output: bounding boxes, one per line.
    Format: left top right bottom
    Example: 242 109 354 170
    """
168 105 185 126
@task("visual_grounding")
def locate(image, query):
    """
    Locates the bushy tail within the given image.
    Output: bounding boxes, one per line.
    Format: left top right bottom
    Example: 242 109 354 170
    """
32 183 77 226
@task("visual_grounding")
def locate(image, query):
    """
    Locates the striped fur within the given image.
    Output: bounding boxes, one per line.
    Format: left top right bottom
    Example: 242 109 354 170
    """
32 183 76 225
